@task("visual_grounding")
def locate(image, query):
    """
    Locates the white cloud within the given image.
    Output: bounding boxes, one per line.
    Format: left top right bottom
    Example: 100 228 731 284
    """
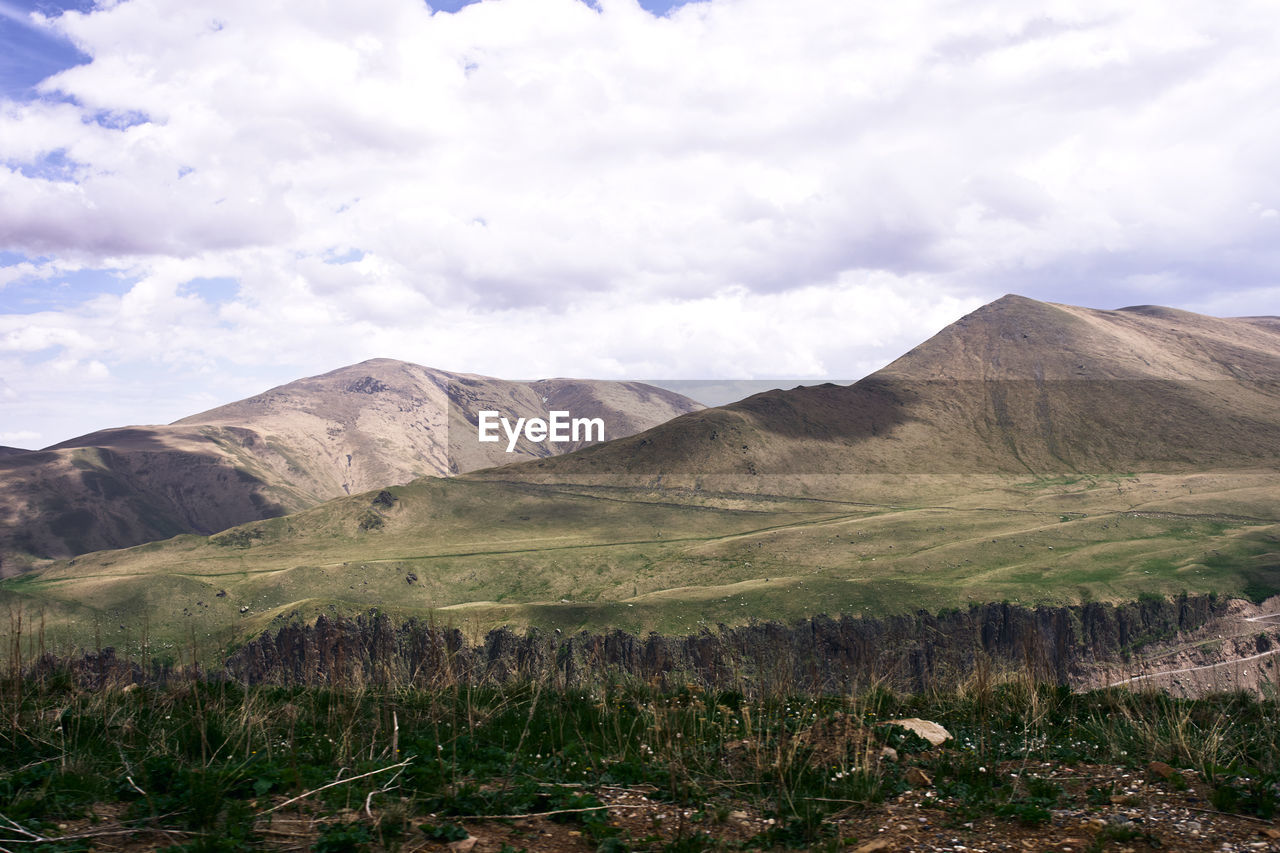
1 0 1279 442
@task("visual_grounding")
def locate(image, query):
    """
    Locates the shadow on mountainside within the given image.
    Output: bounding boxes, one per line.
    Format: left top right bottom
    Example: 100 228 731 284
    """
0 443 289 571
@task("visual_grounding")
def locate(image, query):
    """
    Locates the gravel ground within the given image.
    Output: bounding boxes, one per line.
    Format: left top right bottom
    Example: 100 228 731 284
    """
421 761 1280 852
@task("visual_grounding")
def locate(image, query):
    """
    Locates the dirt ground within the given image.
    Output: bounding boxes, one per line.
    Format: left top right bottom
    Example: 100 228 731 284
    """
38 759 1280 852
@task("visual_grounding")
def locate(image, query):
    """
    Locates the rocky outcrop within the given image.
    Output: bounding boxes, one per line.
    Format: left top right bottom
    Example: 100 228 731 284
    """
223 593 1230 693
23 646 179 689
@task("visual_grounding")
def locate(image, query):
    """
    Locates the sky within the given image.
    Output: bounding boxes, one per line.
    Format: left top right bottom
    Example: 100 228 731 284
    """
1 0 1278 448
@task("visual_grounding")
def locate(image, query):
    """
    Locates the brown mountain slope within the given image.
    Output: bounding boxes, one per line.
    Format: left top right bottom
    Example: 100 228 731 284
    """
172 360 700 493
0 361 701 572
0 430 305 575
0 447 30 458
474 295 1280 490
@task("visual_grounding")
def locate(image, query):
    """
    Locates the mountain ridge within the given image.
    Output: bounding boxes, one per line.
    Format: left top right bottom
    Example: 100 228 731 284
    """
4 294 1279 651
473 295 1280 488
0 360 702 571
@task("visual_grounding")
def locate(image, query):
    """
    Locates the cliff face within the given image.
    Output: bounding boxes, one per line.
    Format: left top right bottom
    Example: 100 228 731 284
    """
223 594 1232 693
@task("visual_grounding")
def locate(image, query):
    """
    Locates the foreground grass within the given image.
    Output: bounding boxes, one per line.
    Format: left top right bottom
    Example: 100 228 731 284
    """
1 666 1279 851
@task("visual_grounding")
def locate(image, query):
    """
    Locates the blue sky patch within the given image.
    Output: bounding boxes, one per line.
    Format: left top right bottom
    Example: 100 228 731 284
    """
0 265 135 315
11 146 79 181
324 248 367 265
0 0 92 101
178 276 239 304
0 250 34 265
84 108 152 130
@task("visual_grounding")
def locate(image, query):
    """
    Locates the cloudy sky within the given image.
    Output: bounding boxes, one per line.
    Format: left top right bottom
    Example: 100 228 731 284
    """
2 0 1278 448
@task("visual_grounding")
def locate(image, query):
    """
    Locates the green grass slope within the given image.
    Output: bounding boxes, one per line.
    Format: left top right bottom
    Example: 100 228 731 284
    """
4 296 1279 658
4 468 1278 661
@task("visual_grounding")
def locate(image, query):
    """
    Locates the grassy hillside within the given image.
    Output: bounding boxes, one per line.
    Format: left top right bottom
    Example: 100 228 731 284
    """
4 296 1278 657
4 467 1278 662
0 360 701 569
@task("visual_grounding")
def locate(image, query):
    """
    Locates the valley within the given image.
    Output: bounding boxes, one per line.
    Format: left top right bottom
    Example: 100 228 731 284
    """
1 295 1278 674
4 467 1277 666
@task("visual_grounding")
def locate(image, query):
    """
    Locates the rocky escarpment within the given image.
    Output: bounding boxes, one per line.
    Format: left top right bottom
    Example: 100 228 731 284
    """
224 594 1235 693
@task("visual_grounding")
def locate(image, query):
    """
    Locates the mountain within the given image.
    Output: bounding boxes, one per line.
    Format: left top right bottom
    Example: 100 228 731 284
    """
170 359 700 492
0 360 701 572
0 447 30 458
5 295 1279 653
478 295 1280 489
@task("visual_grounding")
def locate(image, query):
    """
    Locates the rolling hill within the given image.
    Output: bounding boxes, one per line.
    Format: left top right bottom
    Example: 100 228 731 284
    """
476 295 1280 490
3 295 1278 656
0 360 701 573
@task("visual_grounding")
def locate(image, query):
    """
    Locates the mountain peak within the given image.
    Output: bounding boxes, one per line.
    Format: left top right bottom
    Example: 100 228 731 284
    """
2 363 703 567
493 295 1280 486
877 295 1280 382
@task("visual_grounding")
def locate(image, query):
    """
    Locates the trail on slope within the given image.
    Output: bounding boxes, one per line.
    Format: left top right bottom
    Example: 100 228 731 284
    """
1106 605 1280 692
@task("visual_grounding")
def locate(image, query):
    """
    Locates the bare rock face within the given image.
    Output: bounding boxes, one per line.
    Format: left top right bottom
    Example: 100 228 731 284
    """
344 376 390 394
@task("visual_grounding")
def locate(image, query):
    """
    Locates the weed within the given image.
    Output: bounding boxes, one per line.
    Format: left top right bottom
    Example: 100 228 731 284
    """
421 821 468 842
1089 821 1160 852
0 662 1277 849
314 820 372 852
1085 782 1116 806
1210 772 1279 819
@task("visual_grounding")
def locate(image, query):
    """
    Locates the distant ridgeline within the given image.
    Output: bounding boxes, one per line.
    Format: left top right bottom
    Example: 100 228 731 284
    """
0 360 702 568
120 594 1237 693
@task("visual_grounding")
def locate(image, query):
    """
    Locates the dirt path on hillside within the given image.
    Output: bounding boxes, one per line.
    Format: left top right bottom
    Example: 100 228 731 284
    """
1100 597 1280 696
